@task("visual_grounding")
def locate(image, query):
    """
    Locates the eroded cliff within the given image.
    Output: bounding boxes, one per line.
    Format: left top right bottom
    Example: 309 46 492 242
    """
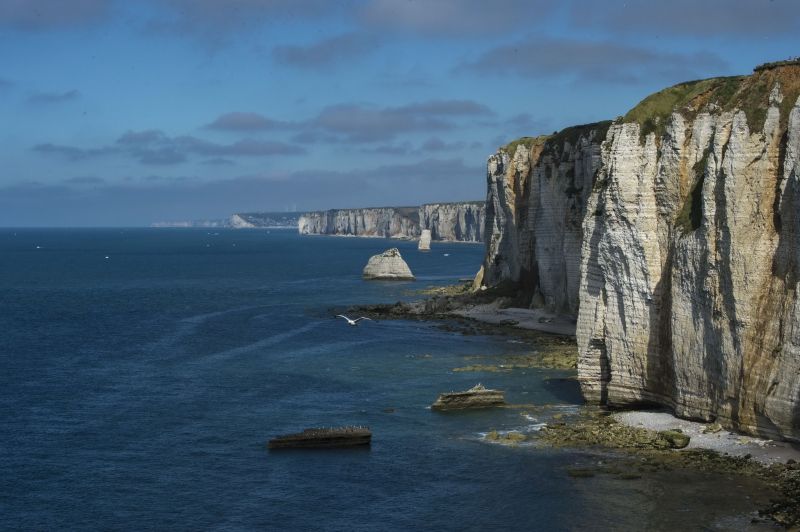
577 63 800 441
419 202 485 242
482 122 609 314
299 202 485 242
298 207 420 239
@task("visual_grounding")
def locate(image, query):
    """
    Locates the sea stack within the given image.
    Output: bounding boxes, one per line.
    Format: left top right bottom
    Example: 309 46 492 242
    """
418 229 431 251
362 248 415 280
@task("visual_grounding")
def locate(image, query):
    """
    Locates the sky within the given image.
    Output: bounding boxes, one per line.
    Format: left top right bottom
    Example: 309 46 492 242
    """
1 0 798 226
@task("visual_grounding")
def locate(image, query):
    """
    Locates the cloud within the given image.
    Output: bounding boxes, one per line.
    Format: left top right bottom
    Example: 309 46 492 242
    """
27 89 80 104
358 0 556 37
137 147 187 165
310 99 494 142
33 143 118 161
0 0 110 31
273 32 379 68
117 129 307 161
362 143 414 156
117 129 164 145
458 37 729 84
34 129 305 166
362 138 480 155
202 158 236 166
570 0 800 37
205 112 292 131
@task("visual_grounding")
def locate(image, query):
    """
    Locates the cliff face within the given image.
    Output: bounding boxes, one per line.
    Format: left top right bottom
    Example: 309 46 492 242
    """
482 123 609 314
298 207 420 239
299 203 485 242
419 202 485 242
577 64 800 441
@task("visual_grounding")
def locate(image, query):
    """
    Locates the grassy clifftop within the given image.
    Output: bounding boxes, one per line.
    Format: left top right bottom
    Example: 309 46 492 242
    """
501 121 612 158
623 61 800 139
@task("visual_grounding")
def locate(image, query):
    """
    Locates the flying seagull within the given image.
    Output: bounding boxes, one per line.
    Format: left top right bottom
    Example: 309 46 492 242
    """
336 314 373 326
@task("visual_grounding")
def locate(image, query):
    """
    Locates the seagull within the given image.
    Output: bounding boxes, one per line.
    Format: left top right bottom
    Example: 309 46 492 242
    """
336 314 373 326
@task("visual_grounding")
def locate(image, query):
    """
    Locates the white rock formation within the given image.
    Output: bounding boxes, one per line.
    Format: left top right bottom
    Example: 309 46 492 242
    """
419 202 485 242
298 203 485 242
362 248 415 280
229 214 256 228
577 69 800 441
482 124 608 314
298 207 419 239
418 229 431 251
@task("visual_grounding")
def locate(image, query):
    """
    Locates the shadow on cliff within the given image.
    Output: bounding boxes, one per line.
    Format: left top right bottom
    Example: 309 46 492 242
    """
645 250 677 410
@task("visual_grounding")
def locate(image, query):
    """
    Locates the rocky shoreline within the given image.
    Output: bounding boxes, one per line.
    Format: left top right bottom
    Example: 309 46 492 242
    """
349 287 800 528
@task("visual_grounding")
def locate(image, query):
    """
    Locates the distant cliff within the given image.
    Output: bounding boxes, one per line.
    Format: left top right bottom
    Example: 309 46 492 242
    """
481 122 609 314
420 202 485 242
152 212 299 228
299 202 486 242
298 207 420 238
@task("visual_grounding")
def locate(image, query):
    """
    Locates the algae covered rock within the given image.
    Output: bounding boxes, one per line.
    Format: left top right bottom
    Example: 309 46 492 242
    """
431 383 506 411
362 248 415 280
658 430 691 449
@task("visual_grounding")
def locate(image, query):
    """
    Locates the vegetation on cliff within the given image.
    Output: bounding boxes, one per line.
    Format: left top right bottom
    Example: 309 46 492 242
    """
500 135 546 157
624 62 800 140
501 121 612 160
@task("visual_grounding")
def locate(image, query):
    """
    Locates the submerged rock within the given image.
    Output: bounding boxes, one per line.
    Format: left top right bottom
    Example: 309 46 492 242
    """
485 430 527 445
268 426 371 449
431 383 506 411
362 248 415 280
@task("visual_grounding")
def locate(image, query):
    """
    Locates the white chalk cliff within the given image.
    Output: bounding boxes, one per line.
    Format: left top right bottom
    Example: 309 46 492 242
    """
482 124 609 315
481 62 800 441
298 202 486 243
298 207 419 239
576 64 800 441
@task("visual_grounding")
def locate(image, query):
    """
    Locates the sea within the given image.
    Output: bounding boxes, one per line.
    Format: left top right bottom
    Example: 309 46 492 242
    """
0 228 777 531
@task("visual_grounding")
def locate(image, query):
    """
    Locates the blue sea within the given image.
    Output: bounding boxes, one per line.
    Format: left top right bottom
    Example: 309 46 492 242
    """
0 229 775 531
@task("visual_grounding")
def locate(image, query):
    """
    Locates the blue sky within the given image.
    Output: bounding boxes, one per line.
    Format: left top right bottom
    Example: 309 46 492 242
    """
1 0 798 226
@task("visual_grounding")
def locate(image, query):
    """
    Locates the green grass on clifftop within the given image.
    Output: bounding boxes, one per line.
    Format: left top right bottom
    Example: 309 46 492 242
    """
623 62 800 142
545 121 612 154
500 136 545 157
501 122 612 158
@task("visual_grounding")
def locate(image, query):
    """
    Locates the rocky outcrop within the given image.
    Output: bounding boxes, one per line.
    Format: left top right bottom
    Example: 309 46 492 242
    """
419 202 485 242
299 207 420 239
431 384 506 411
298 202 485 242
418 229 431 251
362 248 415 280
481 123 610 315
577 63 800 442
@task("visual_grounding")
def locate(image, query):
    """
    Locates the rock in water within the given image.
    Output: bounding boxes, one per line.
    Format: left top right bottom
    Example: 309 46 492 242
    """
418 229 431 251
431 383 506 411
362 248 415 280
268 427 371 449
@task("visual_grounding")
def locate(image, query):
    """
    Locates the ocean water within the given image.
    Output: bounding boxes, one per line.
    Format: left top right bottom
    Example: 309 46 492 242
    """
0 229 775 531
